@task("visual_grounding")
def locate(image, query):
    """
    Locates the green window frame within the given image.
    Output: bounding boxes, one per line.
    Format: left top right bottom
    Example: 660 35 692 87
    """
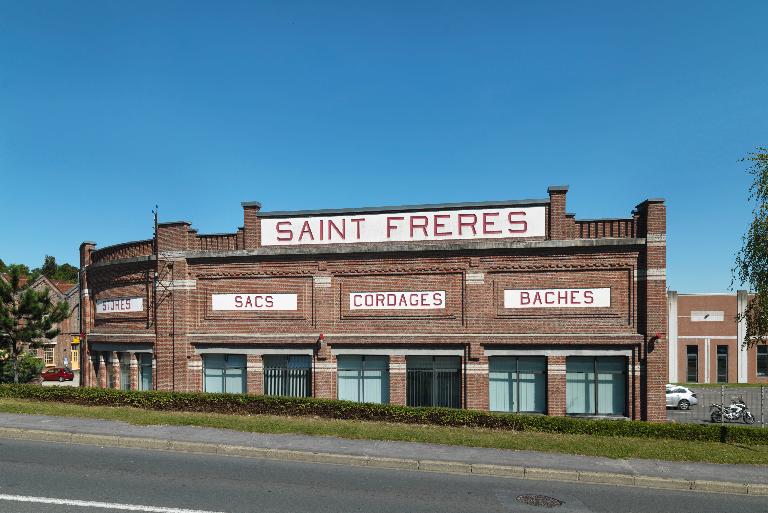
566 356 627 416
203 354 246 394
337 355 389 404
489 356 546 413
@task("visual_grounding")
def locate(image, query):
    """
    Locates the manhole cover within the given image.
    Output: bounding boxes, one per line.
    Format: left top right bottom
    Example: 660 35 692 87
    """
515 494 564 508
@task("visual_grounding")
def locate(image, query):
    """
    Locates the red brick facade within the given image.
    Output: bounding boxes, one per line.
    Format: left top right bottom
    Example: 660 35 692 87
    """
80 186 668 421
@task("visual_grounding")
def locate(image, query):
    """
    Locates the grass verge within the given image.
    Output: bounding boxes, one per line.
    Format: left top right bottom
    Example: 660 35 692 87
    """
1 398 768 465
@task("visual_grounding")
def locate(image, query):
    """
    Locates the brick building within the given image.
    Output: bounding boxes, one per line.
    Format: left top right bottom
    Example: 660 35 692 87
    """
29 277 80 370
79 186 668 421
668 291 768 384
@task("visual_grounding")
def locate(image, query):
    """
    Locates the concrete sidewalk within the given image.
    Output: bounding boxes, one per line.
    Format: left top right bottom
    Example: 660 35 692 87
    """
0 412 766 495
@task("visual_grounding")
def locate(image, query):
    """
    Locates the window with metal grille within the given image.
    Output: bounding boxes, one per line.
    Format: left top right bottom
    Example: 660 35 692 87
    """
489 357 546 413
263 355 311 398
758 346 768 377
203 354 246 394
566 356 627 416
406 356 461 408
337 355 389 404
119 353 131 390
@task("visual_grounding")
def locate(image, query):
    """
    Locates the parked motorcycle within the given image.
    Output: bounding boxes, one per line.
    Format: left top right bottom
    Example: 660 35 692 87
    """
710 396 756 424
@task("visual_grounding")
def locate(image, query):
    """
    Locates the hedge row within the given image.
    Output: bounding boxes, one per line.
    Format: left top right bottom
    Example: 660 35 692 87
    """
2 384 767 445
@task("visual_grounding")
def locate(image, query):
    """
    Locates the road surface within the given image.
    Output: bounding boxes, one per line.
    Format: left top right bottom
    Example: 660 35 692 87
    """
0 438 763 513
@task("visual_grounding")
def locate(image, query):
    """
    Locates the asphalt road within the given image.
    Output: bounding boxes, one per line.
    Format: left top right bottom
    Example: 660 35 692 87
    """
0 439 765 513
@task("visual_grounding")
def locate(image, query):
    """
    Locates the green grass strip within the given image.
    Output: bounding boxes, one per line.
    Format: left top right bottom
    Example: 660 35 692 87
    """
1 398 768 465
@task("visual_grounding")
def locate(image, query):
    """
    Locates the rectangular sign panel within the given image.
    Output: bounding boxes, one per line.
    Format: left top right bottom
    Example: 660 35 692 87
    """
261 206 545 246
96 297 144 314
212 293 298 311
349 291 446 310
504 288 611 308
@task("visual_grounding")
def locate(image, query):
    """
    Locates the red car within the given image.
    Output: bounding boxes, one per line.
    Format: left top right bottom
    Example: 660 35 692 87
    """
41 367 74 382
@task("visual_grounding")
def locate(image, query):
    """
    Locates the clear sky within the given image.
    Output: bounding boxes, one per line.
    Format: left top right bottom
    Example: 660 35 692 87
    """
0 1 766 292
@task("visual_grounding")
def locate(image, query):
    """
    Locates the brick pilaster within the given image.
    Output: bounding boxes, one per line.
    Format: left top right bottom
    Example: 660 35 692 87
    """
314 351 336 399
389 355 406 405
246 354 262 395
465 353 489 410
637 198 667 422
547 355 566 416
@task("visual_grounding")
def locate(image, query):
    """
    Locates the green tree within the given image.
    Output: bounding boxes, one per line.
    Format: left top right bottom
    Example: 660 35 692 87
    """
52 263 79 283
733 148 768 347
0 267 69 383
6 263 30 278
41 255 57 278
0 258 6 273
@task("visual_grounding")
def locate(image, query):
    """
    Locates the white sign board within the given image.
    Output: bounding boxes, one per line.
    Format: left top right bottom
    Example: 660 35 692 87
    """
349 291 446 310
212 294 298 311
504 288 611 308
96 297 144 314
261 206 545 246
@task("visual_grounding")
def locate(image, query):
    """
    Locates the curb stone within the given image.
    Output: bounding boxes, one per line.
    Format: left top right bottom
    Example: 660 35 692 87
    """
0 427 758 495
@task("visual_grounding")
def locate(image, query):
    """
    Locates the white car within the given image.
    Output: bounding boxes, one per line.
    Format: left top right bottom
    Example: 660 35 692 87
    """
665 384 698 410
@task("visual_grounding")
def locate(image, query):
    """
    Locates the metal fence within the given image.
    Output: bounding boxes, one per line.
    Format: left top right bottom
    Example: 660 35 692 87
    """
263 368 312 398
667 385 766 428
406 369 461 408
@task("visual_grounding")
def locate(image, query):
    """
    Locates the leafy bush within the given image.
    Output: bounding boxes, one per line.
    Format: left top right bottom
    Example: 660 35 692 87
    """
1 384 767 445
0 353 44 384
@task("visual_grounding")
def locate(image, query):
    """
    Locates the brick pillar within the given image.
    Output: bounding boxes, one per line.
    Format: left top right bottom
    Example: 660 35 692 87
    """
389 356 406 405
547 186 569 240
637 198 667 422
242 202 262 249
111 352 120 389
188 355 203 392
97 352 107 389
89 353 99 388
314 353 336 400
465 354 489 411
246 354 263 395
129 353 139 390
547 356 566 416
631 348 641 420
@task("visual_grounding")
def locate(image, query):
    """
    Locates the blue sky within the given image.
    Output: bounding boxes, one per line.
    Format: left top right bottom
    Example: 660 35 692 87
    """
0 1 765 292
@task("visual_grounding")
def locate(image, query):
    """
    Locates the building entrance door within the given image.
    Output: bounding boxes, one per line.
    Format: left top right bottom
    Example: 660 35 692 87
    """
71 344 80 370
